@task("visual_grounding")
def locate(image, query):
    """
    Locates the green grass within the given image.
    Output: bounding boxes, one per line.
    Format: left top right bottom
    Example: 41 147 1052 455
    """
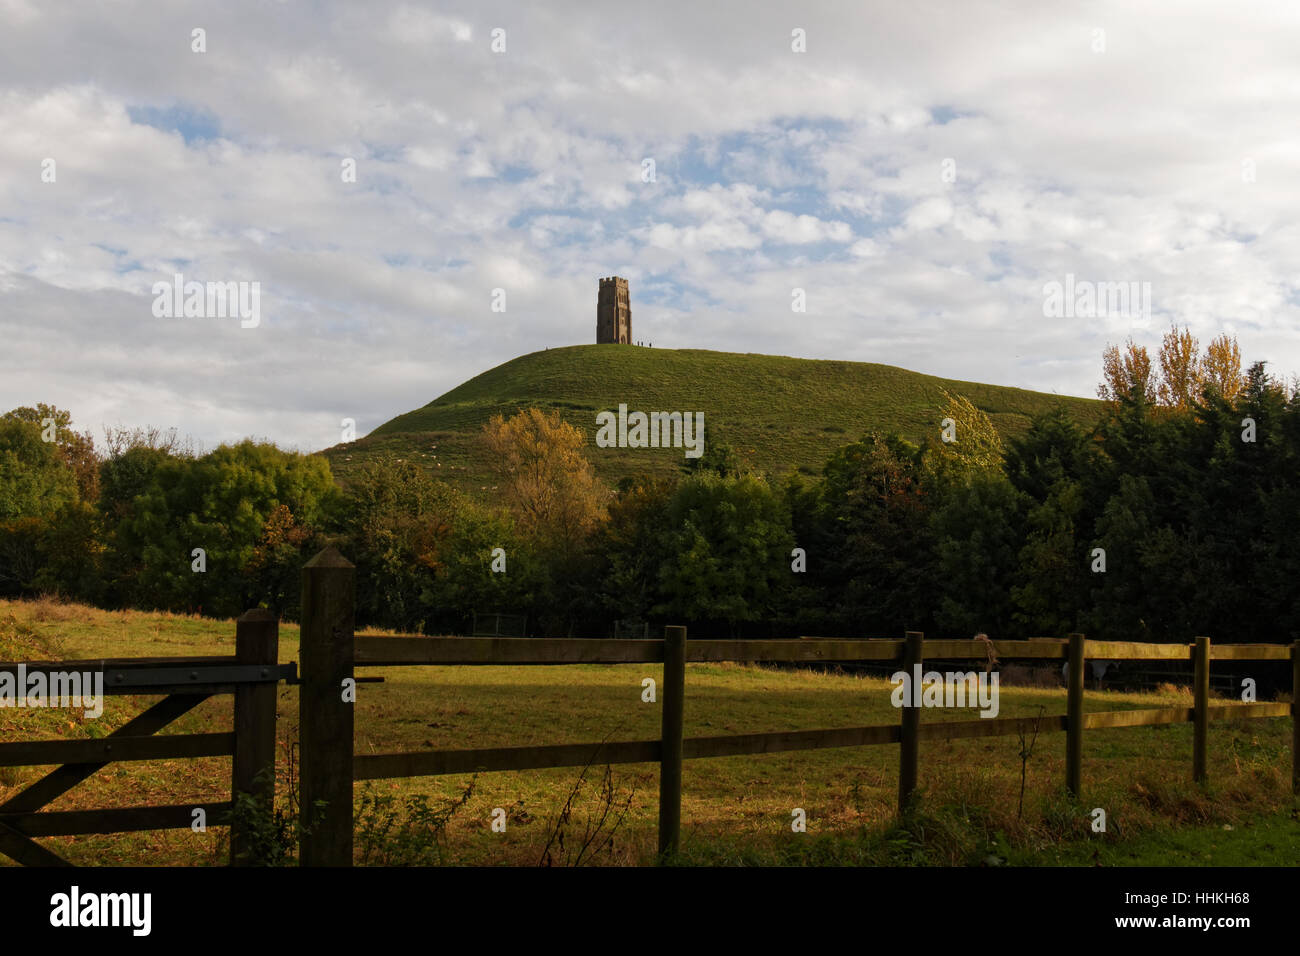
2 598 1295 866
1006 809 1300 866
322 345 1100 492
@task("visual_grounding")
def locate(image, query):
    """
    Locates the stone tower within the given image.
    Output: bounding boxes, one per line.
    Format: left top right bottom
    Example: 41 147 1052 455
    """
596 276 631 344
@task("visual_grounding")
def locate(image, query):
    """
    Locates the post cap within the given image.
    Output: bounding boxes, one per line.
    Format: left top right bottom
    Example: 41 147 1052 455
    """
237 608 278 622
304 546 355 569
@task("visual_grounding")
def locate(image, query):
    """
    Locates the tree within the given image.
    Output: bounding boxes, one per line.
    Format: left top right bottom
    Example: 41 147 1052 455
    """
34 501 104 601
931 473 1024 636
99 445 179 520
117 441 337 616
96 433 193 606
2 405 98 502
0 417 79 519
815 433 934 635
654 473 793 635
432 497 540 634
244 503 320 618
773 470 831 635
1086 476 1170 639
482 408 608 557
101 424 192 459
1001 409 1103 637
681 426 744 478
344 456 458 631
1157 324 1203 410
1202 333 1244 401
1095 341 1164 487
593 476 676 623
0 517 43 595
482 408 610 634
1011 477 1088 637
1004 406 1096 503
922 390 1003 490
1098 339 1157 405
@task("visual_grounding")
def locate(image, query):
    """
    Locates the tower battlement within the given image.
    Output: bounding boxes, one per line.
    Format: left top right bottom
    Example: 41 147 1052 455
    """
596 276 631 344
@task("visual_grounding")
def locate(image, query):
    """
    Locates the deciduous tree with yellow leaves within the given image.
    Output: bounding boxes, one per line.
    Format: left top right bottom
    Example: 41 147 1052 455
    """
482 408 609 559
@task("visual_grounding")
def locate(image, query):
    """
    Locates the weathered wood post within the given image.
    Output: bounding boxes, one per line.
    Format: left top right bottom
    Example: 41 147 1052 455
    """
231 608 279 865
1065 633 1085 798
898 631 923 815
658 625 686 860
299 547 355 867
1284 642 1294 801
1193 636 1211 784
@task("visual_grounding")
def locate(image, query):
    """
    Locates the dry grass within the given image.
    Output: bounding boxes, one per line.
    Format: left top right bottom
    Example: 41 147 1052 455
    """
1 597 1295 866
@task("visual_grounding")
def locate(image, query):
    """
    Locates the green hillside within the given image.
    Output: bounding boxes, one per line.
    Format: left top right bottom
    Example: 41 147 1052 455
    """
322 345 1100 492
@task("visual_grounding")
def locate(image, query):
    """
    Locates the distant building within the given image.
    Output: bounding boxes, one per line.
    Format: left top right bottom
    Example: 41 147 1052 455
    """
596 276 631 344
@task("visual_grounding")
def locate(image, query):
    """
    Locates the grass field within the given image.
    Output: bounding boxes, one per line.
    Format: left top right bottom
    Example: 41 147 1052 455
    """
322 345 1101 493
2 598 1296 867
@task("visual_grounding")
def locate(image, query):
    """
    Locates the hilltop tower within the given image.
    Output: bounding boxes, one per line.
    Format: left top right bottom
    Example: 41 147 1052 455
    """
596 276 631 344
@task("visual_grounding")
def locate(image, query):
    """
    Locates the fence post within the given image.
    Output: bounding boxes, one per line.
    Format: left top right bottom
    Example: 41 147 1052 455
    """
1292 641 1299 796
1066 633 1085 798
231 608 279 865
299 547 355 867
658 625 686 860
1193 636 1210 784
898 631 923 815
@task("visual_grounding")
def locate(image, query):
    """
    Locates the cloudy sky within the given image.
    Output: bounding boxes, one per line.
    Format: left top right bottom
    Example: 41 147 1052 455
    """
3 1 1299 452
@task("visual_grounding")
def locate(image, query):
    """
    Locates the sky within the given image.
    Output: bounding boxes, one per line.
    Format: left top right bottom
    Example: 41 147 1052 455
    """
3 0 1299 453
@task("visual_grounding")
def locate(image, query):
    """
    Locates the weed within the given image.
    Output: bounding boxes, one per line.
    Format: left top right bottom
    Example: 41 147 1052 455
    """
1016 705 1047 819
354 776 476 866
538 762 635 867
221 742 323 866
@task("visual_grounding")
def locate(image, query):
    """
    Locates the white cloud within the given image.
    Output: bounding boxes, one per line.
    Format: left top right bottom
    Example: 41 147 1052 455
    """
2 0 1300 450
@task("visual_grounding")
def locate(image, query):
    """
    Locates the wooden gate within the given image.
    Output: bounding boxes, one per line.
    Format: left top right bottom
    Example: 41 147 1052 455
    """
0 609 291 866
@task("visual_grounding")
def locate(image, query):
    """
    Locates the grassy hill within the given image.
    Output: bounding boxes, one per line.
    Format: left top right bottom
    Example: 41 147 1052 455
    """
322 345 1100 493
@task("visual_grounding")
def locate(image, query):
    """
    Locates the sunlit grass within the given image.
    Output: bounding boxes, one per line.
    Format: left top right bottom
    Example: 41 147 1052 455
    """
1 598 1294 866
324 345 1100 493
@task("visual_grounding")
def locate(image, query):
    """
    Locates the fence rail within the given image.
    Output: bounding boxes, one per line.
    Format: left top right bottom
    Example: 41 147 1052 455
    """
0 732 236 766
352 634 1295 665
351 701 1294 783
297 548 1300 865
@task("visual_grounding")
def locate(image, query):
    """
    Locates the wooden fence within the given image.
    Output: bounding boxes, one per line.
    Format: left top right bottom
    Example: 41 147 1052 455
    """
3 545 1293 867
0 609 292 867
297 547 1300 865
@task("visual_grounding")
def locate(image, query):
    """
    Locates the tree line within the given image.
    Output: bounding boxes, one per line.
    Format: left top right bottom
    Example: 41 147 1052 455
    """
2 326 1296 644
